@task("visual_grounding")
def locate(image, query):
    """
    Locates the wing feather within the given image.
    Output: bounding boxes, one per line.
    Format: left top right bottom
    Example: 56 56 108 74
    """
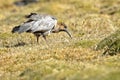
30 16 57 32
17 15 57 33
18 20 35 33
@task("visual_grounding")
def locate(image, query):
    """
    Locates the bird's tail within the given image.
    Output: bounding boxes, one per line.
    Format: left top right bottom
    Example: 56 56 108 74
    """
12 25 20 33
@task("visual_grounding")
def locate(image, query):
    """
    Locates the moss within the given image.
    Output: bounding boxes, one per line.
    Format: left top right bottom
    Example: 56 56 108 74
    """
96 30 120 55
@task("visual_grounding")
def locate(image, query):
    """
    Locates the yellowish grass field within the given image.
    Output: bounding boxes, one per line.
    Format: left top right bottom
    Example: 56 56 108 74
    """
0 0 120 80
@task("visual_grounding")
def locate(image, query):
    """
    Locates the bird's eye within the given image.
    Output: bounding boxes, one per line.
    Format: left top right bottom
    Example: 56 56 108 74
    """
64 26 67 28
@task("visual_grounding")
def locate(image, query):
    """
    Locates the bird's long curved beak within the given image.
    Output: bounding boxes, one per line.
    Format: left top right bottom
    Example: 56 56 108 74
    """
64 29 72 38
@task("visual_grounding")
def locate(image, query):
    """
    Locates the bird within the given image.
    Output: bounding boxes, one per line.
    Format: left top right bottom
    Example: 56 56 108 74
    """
12 13 72 43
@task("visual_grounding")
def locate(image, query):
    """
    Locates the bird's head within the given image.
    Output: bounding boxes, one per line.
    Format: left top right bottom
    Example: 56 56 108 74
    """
57 22 72 38
25 13 37 18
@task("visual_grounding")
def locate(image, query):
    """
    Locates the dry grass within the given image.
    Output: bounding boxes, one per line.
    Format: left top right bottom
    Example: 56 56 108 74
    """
0 0 120 80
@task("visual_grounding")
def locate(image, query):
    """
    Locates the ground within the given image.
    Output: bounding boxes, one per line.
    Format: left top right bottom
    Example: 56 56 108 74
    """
0 0 120 80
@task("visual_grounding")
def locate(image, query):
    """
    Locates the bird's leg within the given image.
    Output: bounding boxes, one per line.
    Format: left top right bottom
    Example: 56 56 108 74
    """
42 35 49 47
34 33 41 44
42 35 47 41
36 35 40 43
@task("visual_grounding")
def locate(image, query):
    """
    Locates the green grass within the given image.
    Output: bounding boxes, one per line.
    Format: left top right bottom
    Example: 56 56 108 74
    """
0 0 120 80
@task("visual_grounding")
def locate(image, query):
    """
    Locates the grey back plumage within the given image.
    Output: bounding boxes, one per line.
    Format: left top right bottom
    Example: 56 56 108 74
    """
14 14 57 35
